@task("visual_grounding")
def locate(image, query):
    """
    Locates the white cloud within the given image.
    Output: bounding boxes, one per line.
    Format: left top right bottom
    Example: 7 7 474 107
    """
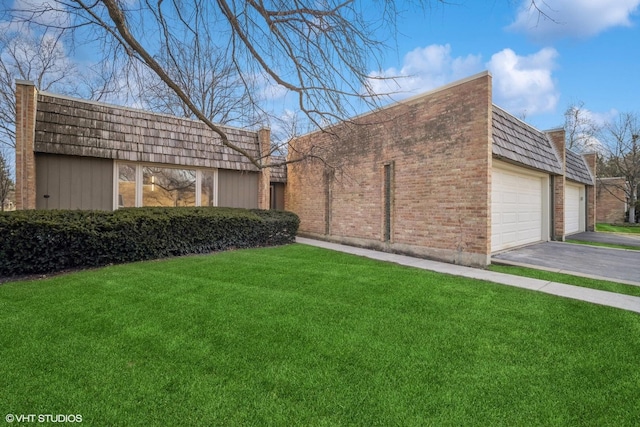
9 0 71 28
367 44 559 120
568 105 618 128
487 47 560 117
508 0 640 40
366 44 482 99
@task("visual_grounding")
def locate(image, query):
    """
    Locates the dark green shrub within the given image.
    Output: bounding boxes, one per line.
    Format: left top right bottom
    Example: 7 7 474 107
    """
0 207 299 277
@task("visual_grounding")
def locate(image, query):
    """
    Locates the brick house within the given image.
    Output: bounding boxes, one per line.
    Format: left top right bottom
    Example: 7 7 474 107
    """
596 177 630 223
286 72 596 267
14 80 276 211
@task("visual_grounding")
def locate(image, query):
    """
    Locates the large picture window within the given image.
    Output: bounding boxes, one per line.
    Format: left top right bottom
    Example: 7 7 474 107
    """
116 162 217 209
143 166 196 207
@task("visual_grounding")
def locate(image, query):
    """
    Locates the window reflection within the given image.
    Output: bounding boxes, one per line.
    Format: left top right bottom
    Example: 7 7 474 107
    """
118 164 136 207
201 171 216 207
143 166 196 207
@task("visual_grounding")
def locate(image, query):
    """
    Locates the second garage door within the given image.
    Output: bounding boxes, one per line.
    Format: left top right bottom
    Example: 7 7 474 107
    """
492 162 548 252
565 182 585 235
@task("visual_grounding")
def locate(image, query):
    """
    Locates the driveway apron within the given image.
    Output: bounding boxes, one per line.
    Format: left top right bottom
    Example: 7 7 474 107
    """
492 241 640 285
568 231 640 247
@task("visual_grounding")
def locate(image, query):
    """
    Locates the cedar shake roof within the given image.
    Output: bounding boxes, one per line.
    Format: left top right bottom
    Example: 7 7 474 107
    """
566 148 594 185
270 155 287 183
492 105 563 175
34 92 260 171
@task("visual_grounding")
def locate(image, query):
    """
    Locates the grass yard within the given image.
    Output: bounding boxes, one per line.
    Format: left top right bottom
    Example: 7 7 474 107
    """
2 244 640 426
596 223 640 234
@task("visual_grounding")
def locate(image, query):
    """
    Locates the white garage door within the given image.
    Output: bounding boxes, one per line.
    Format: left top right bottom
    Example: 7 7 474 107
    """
492 164 545 252
565 182 585 235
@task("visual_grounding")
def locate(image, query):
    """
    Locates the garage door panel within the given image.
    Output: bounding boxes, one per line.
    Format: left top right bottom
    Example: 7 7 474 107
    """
492 165 545 252
503 213 517 223
565 183 584 235
503 192 518 203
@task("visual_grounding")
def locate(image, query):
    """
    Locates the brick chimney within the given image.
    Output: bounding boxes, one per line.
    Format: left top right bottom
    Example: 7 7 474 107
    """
15 80 37 210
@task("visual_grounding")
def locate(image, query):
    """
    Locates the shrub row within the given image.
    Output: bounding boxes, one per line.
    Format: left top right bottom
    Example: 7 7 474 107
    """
0 207 299 277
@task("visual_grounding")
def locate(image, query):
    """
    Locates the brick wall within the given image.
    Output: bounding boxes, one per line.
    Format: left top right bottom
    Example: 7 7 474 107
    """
546 129 566 240
15 80 37 210
597 177 627 223
287 73 493 267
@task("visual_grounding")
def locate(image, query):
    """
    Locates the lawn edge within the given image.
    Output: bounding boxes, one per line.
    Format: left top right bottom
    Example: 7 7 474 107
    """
489 261 640 295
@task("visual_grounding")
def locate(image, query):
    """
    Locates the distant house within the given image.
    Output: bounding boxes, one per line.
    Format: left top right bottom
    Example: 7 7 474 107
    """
286 72 596 267
597 177 637 223
14 80 281 211
1 189 15 211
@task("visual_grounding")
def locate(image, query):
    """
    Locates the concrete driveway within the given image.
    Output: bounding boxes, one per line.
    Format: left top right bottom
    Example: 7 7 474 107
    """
567 231 640 247
492 234 640 285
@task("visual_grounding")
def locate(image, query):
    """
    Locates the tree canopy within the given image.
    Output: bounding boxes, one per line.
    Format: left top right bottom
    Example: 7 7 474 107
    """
6 0 436 166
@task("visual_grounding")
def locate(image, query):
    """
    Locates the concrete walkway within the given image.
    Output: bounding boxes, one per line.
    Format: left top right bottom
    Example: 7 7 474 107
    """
296 237 640 314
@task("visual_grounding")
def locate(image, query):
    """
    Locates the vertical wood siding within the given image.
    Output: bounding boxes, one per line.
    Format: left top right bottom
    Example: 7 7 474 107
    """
35 154 114 210
217 170 259 209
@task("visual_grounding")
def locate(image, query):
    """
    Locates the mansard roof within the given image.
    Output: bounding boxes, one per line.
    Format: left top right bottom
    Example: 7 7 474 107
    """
34 92 260 171
492 105 563 175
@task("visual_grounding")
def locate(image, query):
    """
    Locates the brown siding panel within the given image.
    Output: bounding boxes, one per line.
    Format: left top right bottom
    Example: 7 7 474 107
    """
270 183 286 210
218 169 259 209
35 154 114 210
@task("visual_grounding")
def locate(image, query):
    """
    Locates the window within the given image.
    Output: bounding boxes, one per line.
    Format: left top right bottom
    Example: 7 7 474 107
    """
118 164 136 207
200 171 217 207
143 166 196 207
115 162 217 209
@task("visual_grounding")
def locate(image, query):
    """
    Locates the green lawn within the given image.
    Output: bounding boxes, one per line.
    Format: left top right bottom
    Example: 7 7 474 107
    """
488 264 640 297
2 244 640 426
597 223 640 234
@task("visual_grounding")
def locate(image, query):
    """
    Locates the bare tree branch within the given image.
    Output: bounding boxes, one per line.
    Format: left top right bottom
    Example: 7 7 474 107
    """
599 112 640 223
7 1 560 171
564 101 601 153
0 26 80 148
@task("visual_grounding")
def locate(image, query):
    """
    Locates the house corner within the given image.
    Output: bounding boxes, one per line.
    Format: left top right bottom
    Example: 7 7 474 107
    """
15 80 38 210
547 129 566 241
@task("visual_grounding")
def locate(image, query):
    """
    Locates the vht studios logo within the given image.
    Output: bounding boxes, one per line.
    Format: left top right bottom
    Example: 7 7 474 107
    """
5 414 83 423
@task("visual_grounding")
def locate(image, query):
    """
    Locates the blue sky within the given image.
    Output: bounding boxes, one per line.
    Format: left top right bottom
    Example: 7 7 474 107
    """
365 0 640 131
3 0 638 134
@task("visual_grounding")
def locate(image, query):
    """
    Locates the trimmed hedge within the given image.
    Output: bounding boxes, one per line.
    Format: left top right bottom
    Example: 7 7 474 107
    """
0 207 299 277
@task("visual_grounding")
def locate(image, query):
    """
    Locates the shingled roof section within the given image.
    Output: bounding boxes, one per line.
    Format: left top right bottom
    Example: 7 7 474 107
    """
269 155 287 183
33 92 260 171
565 148 594 185
492 105 563 175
